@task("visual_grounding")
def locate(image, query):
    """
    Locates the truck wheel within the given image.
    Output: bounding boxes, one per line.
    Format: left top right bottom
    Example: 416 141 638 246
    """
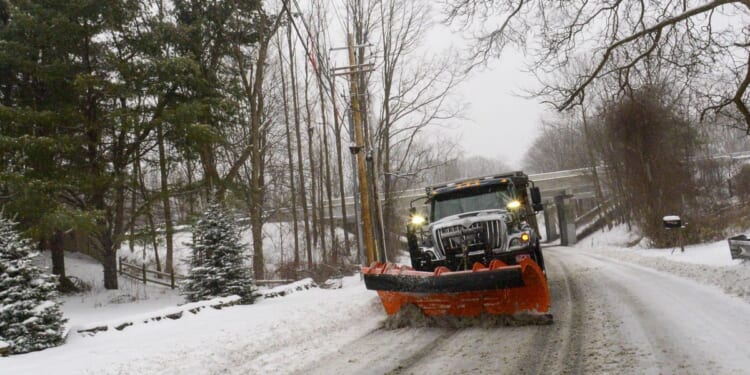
408 249 422 270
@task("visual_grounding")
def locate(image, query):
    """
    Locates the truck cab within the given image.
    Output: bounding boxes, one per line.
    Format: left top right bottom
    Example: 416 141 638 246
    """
407 171 546 272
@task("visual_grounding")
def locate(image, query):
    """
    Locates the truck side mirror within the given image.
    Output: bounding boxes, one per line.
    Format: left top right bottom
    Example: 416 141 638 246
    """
530 187 543 211
530 187 541 204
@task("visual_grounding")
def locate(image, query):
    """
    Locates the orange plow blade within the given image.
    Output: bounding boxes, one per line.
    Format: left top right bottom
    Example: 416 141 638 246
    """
362 259 550 317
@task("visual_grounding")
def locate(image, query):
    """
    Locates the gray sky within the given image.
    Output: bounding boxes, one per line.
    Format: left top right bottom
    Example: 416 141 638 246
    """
425 23 549 169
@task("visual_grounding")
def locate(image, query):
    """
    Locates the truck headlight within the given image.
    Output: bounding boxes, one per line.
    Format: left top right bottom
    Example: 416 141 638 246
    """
520 232 530 243
410 214 426 226
509 232 531 250
507 200 521 210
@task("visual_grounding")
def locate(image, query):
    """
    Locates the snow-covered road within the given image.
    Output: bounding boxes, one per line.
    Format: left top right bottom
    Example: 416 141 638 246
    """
3 245 749 374
298 246 750 374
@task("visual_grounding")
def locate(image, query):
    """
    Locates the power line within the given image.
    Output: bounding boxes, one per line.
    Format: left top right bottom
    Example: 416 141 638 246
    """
281 0 369 135
281 1 338 109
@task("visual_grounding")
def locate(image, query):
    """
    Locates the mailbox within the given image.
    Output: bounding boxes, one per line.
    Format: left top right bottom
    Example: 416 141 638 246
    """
663 215 682 229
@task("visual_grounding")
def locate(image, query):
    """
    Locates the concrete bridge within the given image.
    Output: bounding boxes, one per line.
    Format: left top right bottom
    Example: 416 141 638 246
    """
315 149 750 246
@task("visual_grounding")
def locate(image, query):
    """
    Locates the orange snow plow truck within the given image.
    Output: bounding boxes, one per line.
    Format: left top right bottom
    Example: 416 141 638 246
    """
363 171 551 317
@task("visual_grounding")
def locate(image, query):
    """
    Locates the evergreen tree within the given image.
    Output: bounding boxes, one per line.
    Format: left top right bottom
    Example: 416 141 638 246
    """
0 215 66 354
181 203 257 304
0 0 144 290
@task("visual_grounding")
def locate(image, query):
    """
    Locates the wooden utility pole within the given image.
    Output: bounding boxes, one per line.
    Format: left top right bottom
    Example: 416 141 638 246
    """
346 33 377 265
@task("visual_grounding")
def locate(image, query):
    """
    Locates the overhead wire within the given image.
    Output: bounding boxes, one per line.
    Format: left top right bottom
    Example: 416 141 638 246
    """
281 0 346 127
281 0 370 136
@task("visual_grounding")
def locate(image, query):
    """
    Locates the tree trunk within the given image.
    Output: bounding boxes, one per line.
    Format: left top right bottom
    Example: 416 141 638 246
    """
316 137 327 261
129 159 137 253
102 232 119 290
50 231 66 277
101 158 127 290
288 21 313 268
330 82 351 255
278 33 300 269
50 230 76 292
186 160 195 217
247 18 272 281
304 63 319 250
156 124 174 274
198 144 220 197
320 92 337 263
137 160 162 273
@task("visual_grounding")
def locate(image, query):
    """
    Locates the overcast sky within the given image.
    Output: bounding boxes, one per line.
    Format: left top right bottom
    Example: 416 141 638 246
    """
425 17 551 170
451 55 549 169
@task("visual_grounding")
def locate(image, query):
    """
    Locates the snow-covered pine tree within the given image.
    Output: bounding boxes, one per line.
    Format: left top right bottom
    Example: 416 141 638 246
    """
181 203 257 304
0 215 66 354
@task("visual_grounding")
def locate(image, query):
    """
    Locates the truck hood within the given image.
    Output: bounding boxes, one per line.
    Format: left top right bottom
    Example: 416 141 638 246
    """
430 209 508 231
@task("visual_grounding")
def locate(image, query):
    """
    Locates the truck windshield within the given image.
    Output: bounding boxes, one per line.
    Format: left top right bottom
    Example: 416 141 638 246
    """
431 185 515 222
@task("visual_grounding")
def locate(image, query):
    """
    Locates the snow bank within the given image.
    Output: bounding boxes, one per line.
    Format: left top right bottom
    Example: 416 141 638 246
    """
76 296 241 336
576 225 750 303
579 225 744 266
1 274 383 375
261 278 317 299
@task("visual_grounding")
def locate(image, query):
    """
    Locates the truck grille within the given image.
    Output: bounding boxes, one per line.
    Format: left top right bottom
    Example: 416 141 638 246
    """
435 220 505 256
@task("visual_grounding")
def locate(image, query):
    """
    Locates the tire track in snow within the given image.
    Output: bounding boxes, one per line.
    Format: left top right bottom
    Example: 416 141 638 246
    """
298 245 750 374
295 327 456 375
515 250 584 375
305 251 588 375
392 251 583 375
384 330 458 374
575 249 750 374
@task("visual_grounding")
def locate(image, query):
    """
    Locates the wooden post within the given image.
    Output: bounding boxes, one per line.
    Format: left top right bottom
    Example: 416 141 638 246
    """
170 268 175 289
347 33 377 265
118 257 122 275
142 263 147 284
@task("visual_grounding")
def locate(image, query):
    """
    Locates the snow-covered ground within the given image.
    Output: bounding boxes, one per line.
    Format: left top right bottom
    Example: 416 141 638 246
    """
3 224 750 374
577 225 750 302
36 252 184 330
578 224 744 266
2 273 381 374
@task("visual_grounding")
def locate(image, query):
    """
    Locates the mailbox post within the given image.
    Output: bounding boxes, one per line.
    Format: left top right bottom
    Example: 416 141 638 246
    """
663 215 685 253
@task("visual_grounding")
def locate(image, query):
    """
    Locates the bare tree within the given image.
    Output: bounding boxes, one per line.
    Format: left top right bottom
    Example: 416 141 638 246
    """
287 15 314 268
444 0 750 132
600 84 699 245
229 9 283 280
369 0 466 257
521 117 589 173
276 30 301 269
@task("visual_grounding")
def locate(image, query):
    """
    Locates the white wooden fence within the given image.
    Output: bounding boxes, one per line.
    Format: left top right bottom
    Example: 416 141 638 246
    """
118 257 183 288
118 257 293 289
